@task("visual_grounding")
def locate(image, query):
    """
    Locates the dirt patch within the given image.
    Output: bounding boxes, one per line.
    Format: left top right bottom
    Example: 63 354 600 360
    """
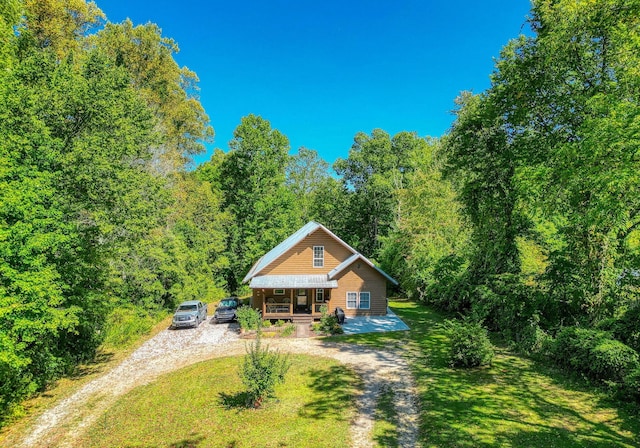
19 321 418 448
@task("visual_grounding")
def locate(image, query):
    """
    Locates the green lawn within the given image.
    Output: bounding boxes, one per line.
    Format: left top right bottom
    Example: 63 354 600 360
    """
334 299 640 448
80 355 360 448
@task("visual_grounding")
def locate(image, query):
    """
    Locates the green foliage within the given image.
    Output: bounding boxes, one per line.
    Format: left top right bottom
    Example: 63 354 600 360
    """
610 304 640 353
240 334 291 407
236 306 261 331
551 327 639 383
280 323 296 337
275 319 285 327
261 319 272 328
444 319 494 368
318 305 343 335
101 306 158 350
622 366 640 402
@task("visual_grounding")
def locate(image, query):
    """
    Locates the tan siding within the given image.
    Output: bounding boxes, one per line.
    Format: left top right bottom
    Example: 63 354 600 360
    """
330 264 387 317
262 229 352 276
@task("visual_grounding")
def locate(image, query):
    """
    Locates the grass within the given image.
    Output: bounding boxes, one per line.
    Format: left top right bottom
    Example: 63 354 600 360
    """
78 355 360 448
372 384 399 448
332 299 640 447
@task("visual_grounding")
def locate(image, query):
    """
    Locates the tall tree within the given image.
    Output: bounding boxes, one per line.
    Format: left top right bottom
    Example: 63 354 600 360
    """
218 114 299 291
334 129 422 256
286 147 330 222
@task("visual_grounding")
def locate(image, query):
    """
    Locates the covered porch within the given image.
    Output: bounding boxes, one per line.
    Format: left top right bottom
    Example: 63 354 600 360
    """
249 275 337 320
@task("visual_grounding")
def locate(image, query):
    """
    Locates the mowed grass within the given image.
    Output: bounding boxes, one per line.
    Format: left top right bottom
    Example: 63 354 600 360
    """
79 354 360 448
333 299 640 448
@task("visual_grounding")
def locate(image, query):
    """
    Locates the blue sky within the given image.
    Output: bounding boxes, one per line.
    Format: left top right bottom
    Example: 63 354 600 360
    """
99 1 532 166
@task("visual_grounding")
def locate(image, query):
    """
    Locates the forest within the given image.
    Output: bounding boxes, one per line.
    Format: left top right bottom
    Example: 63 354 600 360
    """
1 0 640 422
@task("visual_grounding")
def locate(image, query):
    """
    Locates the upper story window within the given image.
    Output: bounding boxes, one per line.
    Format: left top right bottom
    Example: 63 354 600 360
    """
313 246 324 267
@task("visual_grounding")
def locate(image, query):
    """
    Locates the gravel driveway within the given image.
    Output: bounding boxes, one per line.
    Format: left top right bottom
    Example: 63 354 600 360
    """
20 319 418 448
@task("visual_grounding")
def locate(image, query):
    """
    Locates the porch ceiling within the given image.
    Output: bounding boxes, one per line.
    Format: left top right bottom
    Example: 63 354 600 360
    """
249 275 338 289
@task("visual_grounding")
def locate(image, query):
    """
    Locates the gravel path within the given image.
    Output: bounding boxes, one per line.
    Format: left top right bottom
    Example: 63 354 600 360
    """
20 320 418 448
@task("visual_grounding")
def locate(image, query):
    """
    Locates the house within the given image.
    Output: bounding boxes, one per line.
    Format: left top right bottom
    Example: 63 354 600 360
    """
243 221 398 320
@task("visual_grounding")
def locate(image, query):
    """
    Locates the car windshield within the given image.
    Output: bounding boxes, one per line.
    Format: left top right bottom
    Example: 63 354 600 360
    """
177 304 197 312
219 299 237 307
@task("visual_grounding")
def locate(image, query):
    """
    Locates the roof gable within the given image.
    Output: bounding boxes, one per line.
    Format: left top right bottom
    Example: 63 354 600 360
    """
242 221 397 286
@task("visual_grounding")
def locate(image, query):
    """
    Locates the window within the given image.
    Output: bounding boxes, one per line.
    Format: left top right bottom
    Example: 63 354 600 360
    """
346 292 358 309
313 246 324 267
316 289 325 302
274 289 285 295
359 292 370 310
346 292 370 310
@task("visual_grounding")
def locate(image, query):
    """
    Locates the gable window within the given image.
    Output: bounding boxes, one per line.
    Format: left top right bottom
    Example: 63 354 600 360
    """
346 292 370 310
313 246 324 267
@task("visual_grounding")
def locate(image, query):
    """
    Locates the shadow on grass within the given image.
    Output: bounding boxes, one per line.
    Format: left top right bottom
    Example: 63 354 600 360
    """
388 299 640 447
70 351 115 379
372 385 398 448
166 433 206 447
300 365 360 420
218 391 250 410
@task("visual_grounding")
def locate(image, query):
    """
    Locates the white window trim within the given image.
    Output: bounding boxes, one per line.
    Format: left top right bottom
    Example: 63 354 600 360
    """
313 246 324 268
274 289 285 295
346 292 358 309
316 289 325 302
346 291 370 310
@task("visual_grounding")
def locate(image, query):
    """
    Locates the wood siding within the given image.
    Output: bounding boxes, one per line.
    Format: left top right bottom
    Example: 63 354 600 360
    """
250 227 389 317
331 263 387 317
261 229 352 276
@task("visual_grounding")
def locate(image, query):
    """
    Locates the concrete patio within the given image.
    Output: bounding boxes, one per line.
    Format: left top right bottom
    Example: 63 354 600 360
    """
341 308 410 335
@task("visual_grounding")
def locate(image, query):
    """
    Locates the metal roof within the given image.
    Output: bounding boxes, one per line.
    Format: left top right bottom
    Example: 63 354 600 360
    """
242 220 398 286
242 221 322 283
249 275 338 289
329 253 399 286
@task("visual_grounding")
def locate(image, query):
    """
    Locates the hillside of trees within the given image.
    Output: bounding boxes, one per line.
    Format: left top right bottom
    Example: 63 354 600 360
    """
2 0 640 422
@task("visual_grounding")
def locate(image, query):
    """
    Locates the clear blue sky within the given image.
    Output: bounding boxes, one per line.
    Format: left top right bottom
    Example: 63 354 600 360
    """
98 0 532 166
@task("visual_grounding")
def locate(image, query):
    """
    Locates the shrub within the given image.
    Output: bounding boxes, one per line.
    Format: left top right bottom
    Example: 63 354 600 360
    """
236 306 261 331
275 319 285 327
262 319 272 328
102 306 156 349
612 305 640 353
281 324 296 337
444 319 494 368
622 366 640 402
240 334 291 408
318 305 344 335
551 327 639 383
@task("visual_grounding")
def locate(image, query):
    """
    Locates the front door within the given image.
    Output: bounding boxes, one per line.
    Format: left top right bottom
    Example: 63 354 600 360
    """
296 289 307 312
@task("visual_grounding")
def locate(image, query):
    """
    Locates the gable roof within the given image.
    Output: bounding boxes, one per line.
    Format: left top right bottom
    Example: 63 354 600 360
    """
328 253 398 285
242 221 398 286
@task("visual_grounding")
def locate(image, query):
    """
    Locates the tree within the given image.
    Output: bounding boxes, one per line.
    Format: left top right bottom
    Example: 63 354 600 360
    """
334 130 423 256
286 147 330 222
218 114 300 291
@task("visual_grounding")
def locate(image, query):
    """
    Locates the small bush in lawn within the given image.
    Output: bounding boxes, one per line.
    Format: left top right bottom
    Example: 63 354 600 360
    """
551 327 639 383
236 306 261 331
444 319 494 368
240 333 290 408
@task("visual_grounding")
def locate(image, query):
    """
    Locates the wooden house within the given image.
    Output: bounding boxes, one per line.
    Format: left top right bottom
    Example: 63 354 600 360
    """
243 221 397 320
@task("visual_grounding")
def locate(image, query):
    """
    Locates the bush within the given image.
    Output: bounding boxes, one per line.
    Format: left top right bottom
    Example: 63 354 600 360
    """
612 304 640 353
275 319 285 327
318 305 343 335
551 327 639 383
281 324 296 337
444 319 494 368
262 319 272 328
240 334 290 407
102 306 156 349
622 366 640 402
236 306 261 331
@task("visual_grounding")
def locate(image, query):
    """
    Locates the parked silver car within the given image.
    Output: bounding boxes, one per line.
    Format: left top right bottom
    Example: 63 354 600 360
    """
171 300 208 329
213 297 240 323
